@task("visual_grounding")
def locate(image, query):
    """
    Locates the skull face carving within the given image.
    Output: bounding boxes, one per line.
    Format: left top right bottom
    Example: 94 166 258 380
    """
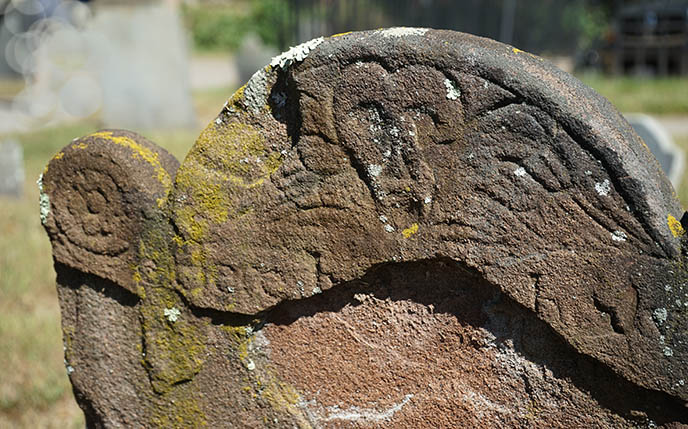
41 30 688 427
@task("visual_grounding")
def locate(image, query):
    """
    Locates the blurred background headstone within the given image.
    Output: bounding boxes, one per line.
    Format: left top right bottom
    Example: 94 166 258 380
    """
0 0 196 132
234 33 277 85
0 139 23 196
88 0 196 129
626 113 685 189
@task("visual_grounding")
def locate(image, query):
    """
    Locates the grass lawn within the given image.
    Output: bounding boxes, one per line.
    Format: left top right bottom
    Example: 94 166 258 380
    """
579 73 688 115
1 73 687 426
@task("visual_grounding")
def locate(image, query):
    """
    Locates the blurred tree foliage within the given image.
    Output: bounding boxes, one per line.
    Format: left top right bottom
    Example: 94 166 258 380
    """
182 0 292 52
371 0 612 55
562 1 610 52
182 0 627 55
251 0 291 48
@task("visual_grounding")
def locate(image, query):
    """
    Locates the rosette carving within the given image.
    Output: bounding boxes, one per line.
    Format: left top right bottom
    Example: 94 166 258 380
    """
41 130 179 293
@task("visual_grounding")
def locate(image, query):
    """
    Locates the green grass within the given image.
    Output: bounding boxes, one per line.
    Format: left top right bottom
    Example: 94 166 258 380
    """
0 122 99 428
579 73 688 115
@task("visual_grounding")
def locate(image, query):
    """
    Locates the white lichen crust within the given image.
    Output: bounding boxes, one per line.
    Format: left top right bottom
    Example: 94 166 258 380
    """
594 179 611 196
611 230 628 242
513 167 527 177
164 307 181 323
270 37 325 70
243 68 269 113
378 27 428 38
444 78 461 100
37 173 50 225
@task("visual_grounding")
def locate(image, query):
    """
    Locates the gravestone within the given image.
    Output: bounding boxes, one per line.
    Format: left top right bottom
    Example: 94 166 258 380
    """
40 29 688 428
0 140 23 196
235 33 278 87
626 113 685 190
88 1 196 129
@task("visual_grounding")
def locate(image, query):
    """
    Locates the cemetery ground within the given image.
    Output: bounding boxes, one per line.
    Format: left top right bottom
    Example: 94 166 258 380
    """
0 74 687 427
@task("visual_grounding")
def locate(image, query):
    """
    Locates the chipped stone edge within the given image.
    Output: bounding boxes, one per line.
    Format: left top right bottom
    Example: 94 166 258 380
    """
37 173 50 225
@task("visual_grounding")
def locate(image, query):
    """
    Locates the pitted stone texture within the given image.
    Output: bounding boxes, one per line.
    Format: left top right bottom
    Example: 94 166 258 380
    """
56 264 147 427
41 29 688 427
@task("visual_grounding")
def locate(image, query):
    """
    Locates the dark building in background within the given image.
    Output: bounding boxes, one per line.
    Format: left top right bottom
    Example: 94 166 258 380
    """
279 0 688 75
604 1 688 75
282 0 588 56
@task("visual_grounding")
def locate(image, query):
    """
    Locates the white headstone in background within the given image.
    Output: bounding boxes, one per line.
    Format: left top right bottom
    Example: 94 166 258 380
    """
0 140 24 197
3 0 196 132
625 113 685 190
235 34 278 86
90 2 196 129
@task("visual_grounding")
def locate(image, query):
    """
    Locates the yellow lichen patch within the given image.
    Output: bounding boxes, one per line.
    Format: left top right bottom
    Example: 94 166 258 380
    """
226 84 247 111
72 141 89 149
173 163 230 242
173 120 282 243
88 131 172 192
190 121 282 189
331 31 352 38
524 399 540 420
137 230 176 287
261 377 311 428
140 286 207 393
224 325 253 363
129 199 208 425
132 268 142 285
171 120 282 298
149 382 208 428
402 223 419 238
668 214 685 237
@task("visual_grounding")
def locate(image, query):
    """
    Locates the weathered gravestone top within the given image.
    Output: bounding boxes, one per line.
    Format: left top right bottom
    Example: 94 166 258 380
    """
40 29 688 427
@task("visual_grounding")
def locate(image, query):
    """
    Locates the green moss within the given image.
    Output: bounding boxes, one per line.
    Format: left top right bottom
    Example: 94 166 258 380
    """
170 119 283 299
133 213 208 425
149 381 208 428
140 286 207 394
